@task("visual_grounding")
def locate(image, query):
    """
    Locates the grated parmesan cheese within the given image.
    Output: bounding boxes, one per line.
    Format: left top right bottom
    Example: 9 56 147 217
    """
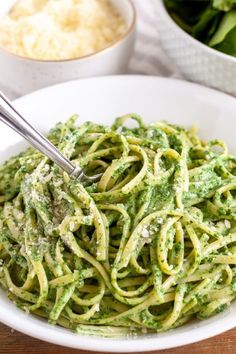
69 221 75 231
0 0 126 60
94 303 100 312
141 228 149 238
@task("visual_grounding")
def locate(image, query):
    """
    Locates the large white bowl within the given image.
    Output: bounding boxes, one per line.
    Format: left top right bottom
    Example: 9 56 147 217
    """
1 76 236 352
0 0 136 97
154 0 236 96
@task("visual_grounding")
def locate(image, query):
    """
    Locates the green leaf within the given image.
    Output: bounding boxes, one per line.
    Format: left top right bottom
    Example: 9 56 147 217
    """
192 7 223 42
209 10 236 45
213 25 236 55
164 0 209 26
213 0 236 11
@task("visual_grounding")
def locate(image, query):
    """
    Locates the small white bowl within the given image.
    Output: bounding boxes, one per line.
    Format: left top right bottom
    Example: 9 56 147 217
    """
0 0 136 96
154 0 236 96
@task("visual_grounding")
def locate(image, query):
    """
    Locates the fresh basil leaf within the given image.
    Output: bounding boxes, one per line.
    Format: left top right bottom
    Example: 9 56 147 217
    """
164 0 209 25
209 10 236 45
192 7 223 42
213 25 236 55
213 0 236 11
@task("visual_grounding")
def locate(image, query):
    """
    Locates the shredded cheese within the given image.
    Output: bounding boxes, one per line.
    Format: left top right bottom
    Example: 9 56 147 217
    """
0 0 126 60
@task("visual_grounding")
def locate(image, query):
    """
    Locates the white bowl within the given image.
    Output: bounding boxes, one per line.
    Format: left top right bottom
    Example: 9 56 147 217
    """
154 0 236 96
0 0 136 97
1 76 236 352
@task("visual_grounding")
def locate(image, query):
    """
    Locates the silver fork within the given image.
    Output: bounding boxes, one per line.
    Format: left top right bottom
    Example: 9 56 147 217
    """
0 91 102 183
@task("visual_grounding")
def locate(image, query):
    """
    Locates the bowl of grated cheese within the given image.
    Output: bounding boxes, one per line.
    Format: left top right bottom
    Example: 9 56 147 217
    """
0 0 136 96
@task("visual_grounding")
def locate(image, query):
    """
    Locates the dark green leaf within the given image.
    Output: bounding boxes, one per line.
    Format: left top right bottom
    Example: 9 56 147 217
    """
213 0 236 11
213 25 236 55
209 10 236 45
164 0 209 25
192 7 223 42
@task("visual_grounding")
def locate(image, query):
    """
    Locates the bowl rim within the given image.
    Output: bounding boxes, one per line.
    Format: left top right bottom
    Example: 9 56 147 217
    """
155 0 236 64
0 0 136 63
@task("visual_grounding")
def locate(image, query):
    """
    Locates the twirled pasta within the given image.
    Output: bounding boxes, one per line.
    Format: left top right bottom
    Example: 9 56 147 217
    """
1 114 236 337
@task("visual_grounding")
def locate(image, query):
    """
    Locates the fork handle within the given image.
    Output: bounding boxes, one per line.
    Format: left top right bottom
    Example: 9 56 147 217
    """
0 91 83 177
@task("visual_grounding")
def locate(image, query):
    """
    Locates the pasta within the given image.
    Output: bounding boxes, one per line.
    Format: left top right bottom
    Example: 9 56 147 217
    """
1 114 236 337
